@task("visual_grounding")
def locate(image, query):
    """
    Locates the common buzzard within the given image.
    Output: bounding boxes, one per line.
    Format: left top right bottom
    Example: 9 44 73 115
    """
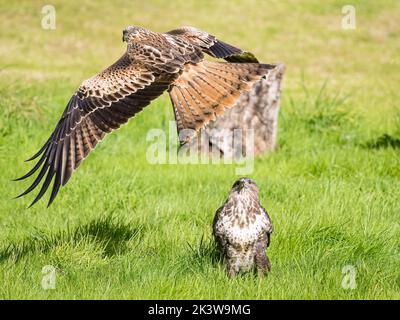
16 26 275 207
213 178 273 277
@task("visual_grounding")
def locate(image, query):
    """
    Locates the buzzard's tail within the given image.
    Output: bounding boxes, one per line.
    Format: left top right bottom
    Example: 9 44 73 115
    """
168 61 276 144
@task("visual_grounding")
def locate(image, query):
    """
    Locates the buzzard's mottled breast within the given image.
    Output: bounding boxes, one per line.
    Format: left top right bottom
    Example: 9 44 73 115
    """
213 178 273 275
214 192 272 247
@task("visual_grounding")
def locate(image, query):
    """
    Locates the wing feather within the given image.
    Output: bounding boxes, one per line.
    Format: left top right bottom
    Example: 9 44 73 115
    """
165 26 259 63
16 53 176 206
169 61 275 144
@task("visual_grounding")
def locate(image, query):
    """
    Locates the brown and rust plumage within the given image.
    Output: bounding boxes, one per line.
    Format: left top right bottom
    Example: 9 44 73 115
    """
213 178 273 277
15 26 276 207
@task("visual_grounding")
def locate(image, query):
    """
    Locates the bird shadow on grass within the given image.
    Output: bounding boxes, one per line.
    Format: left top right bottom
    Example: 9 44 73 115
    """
362 107 400 149
0 215 144 264
362 133 400 149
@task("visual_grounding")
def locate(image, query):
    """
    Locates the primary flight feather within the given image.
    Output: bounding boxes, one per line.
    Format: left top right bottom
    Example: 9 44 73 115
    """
16 26 276 207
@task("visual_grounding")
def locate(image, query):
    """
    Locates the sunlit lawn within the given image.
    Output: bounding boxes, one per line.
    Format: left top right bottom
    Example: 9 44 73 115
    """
0 0 399 299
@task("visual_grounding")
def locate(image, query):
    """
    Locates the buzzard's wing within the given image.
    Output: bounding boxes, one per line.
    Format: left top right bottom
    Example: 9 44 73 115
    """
261 206 273 247
165 26 259 63
16 53 175 207
213 204 228 250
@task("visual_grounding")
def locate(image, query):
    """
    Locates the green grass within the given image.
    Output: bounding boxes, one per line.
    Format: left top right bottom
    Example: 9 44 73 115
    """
0 0 399 299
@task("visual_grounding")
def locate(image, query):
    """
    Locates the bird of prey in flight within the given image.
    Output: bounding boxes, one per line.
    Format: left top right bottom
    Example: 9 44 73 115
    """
15 26 275 207
213 178 273 277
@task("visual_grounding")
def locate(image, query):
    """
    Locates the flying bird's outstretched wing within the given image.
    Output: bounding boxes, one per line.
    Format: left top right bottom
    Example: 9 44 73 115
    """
165 26 259 63
16 53 176 207
16 25 275 207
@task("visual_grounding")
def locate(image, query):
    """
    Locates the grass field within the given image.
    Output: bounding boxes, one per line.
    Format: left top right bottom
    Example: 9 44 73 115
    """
0 0 399 299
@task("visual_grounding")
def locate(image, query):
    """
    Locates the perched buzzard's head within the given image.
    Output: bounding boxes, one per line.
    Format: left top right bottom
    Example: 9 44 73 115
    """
122 26 150 42
230 177 259 197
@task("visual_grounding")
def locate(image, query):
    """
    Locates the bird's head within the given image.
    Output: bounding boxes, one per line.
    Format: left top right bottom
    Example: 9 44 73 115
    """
231 177 259 196
122 25 151 43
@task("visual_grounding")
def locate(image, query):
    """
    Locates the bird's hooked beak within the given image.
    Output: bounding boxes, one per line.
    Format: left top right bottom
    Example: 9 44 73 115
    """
122 29 128 42
237 180 246 192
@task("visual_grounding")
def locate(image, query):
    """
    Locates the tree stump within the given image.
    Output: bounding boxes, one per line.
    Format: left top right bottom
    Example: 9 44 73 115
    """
184 63 285 158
